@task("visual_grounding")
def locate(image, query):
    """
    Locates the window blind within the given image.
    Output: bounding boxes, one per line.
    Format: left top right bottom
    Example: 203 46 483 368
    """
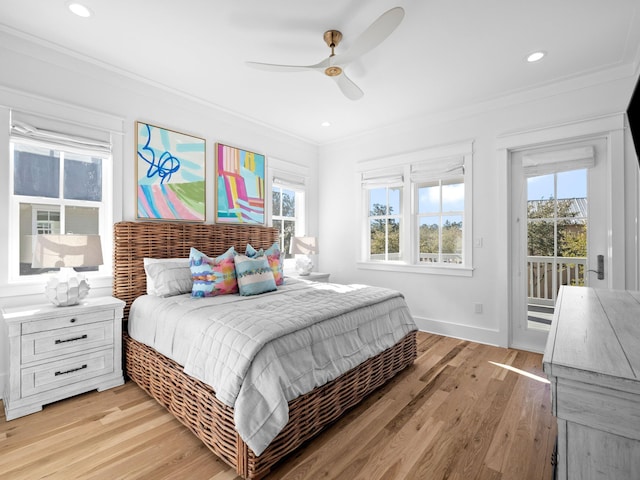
522 146 595 177
361 172 404 189
273 174 305 189
410 156 464 183
10 111 112 156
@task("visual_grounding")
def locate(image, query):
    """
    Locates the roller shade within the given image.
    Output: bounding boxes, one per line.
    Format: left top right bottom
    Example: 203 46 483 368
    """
10 113 112 156
522 146 595 177
410 157 464 183
273 174 305 189
361 172 404 189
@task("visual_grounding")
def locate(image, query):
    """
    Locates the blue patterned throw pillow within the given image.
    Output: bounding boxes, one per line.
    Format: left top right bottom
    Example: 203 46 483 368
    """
234 254 277 296
245 242 284 286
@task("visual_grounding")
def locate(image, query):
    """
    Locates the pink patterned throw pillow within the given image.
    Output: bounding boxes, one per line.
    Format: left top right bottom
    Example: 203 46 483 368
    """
189 246 238 297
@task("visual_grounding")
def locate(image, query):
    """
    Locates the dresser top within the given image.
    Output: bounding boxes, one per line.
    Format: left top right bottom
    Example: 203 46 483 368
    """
1 295 124 322
543 286 640 386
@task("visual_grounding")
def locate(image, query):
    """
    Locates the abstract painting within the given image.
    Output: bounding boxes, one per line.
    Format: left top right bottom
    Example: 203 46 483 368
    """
215 143 266 224
136 121 205 221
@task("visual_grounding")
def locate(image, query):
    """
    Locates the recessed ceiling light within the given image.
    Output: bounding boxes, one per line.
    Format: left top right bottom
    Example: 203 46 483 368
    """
321 121 331 127
68 2 92 18
526 51 546 63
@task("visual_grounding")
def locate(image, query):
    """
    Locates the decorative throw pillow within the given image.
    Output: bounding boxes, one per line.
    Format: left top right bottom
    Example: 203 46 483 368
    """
234 254 277 296
143 257 192 297
245 242 284 286
245 243 261 258
189 247 238 297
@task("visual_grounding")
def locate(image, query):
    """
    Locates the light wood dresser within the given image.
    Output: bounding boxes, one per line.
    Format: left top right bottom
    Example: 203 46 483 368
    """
543 286 640 479
2 296 124 421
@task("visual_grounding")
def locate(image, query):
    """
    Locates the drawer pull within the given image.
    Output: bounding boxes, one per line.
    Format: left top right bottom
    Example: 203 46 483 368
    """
55 364 87 376
55 334 88 344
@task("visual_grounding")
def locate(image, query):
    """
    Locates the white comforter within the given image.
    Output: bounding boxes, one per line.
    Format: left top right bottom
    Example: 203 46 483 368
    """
128 279 416 456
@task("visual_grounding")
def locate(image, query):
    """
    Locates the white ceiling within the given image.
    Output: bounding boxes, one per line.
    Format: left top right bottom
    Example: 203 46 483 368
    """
1 0 639 144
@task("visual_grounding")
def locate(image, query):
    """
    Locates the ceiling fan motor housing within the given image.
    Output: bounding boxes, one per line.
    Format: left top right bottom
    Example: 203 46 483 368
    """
323 30 343 76
323 30 343 49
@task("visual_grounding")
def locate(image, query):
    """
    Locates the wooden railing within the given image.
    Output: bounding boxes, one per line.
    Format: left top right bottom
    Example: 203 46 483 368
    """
527 256 586 307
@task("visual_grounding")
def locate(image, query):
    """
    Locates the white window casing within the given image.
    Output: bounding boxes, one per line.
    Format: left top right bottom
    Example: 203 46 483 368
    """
7 109 114 286
270 166 308 271
357 140 474 277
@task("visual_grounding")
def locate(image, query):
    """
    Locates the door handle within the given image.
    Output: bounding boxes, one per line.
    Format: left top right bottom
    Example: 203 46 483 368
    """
597 254 604 280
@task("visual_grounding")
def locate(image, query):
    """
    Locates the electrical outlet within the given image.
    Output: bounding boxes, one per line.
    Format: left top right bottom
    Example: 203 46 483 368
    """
474 303 483 314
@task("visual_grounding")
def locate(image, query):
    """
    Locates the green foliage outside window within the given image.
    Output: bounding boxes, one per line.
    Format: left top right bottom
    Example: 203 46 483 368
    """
527 197 587 289
272 188 296 259
419 220 462 258
369 202 400 258
527 198 586 258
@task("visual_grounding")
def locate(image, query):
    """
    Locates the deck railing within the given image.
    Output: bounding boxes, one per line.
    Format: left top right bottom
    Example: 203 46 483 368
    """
527 256 586 307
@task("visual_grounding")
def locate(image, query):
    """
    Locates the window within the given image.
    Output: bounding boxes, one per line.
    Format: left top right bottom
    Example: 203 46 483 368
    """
8 115 111 281
358 142 473 275
416 178 464 264
271 178 306 259
367 186 402 261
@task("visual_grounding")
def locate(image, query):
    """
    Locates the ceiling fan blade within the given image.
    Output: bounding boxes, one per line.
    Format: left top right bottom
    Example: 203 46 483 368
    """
334 7 404 66
333 72 364 101
246 58 329 73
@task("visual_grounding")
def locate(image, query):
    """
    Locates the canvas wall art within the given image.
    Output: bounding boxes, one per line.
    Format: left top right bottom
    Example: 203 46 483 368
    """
136 121 206 221
215 143 266 224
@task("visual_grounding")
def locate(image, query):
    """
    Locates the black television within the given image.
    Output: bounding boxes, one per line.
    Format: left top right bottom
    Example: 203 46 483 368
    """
627 74 640 164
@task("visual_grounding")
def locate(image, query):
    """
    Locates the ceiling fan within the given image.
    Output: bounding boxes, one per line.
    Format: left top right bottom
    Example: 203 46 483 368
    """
246 7 405 101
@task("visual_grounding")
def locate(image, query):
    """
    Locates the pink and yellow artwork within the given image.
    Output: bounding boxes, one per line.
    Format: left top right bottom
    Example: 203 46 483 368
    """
215 143 265 224
136 122 205 221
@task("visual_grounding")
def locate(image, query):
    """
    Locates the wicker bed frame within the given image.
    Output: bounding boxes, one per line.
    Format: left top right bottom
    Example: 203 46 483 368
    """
113 221 417 479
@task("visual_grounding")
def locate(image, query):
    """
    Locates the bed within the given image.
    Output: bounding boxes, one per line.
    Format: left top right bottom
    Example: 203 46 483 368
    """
113 221 417 479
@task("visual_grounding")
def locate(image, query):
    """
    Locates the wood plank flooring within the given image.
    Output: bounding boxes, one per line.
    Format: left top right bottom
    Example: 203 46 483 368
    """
0 332 557 479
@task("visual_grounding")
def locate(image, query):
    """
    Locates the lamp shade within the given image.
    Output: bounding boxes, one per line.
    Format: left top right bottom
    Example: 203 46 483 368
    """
289 236 318 255
32 234 103 269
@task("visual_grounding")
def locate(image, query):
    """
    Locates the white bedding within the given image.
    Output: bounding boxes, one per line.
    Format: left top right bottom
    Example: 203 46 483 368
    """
128 278 417 456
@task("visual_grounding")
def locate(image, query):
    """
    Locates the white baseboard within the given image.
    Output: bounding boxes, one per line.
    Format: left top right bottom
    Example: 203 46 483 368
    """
414 315 505 348
507 340 545 354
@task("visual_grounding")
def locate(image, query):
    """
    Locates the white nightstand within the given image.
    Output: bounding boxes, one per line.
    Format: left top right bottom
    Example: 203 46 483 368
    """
288 272 331 283
1 296 125 421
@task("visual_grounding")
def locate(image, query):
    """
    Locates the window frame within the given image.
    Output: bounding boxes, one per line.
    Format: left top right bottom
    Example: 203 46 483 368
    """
414 176 465 265
9 139 112 283
365 183 404 263
270 171 307 272
357 141 474 277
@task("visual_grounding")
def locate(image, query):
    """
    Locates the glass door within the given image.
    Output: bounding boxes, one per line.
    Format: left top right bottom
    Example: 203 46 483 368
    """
526 169 587 331
510 137 608 351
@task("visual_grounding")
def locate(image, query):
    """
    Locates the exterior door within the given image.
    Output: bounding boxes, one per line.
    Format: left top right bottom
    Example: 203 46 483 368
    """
510 137 608 352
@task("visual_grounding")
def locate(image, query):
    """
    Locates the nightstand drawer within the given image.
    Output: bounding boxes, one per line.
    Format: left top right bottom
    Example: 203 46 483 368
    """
21 349 114 398
21 321 114 364
22 309 114 335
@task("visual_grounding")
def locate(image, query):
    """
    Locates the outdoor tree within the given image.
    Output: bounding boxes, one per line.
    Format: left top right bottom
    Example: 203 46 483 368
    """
418 220 462 263
527 197 587 294
527 198 586 258
370 203 400 256
272 189 296 258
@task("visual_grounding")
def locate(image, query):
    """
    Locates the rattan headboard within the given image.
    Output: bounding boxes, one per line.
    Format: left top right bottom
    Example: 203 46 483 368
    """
113 221 279 320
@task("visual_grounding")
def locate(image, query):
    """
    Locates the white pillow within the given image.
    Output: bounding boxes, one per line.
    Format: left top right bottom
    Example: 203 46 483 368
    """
143 258 192 297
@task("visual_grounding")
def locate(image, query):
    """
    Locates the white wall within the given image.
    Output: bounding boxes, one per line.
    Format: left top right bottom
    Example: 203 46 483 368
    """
318 72 640 348
0 31 319 397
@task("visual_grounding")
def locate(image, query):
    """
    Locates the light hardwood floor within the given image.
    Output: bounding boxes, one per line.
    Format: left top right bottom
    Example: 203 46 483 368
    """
0 332 557 479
